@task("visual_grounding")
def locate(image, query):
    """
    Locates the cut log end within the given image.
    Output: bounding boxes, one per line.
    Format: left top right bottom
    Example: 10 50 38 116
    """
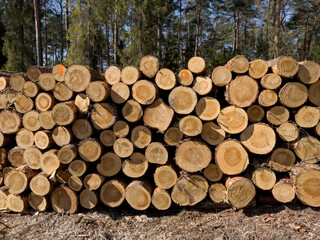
122 99 143 123
24 147 42 169
178 69 194 86
152 188 171 210
209 183 227 203
39 111 56 130
121 66 140 85
179 115 203 137
192 76 212 95
35 93 55 112
272 180 295 203
155 68 176 90
145 142 168 164
309 80 320 106
217 106 248 134
168 86 197 115
52 126 72 147
188 56 206 74
64 65 91 92
100 180 126 207
201 122 225 146
295 106 320 128
4 170 28 194
164 127 183 146
104 66 121 85
258 90 278 107
195 97 220 121
125 180 152 210
7 194 28 212
28 192 48 211
51 186 78 214
203 163 223 182
154 164 177 189
113 138 134 158
211 66 232 87
91 103 117 130
122 152 148 178
0 110 21 134
270 148 296 172
261 73 282 90
22 110 41 131
57 144 77 165
84 173 104 190
139 55 160 78
52 64 67 82
246 105 265 123
40 151 60 175
249 59 268 79
79 189 98 209
294 136 320 163
72 119 93 140
279 82 308 108
266 106 290 126
226 177 255 209
132 80 157 105
111 82 130 104
8 147 25 167
113 120 130 138
51 102 77 126
86 81 110 102
131 126 152 149
297 60 320 84
10 74 26 92
100 130 116 147
54 82 73 102
68 175 83 191
271 56 299 78
226 55 249 74
78 139 102 162
38 73 56 91
30 174 52 196
252 167 276 190
97 152 122 177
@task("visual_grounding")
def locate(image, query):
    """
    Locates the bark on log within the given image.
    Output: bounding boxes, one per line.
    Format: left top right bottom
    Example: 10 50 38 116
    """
27 66 51 82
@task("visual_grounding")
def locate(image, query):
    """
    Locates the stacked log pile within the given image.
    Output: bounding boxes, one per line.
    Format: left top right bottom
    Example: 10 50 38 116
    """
0 55 319 214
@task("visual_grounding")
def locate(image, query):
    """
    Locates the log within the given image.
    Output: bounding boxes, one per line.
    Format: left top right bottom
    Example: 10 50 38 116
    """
78 138 102 162
132 80 158 105
105 66 121 85
272 179 295 203
8 147 25 167
260 73 282 90
226 177 255 208
201 122 225 146
53 82 73 101
217 106 248 134
16 128 34 149
175 139 211 172
83 173 105 190
155 68 176 90
122 152 148 178
113 138 134 158
28 192 48 211
4 169 31 194
23 81 39 98
0 93 8 109
91 103 117 130
154 164 177 189
24 147 42 170
110 82 130 104
188 56 206 74
125 180 152 210
215 139 249 175
57 144 77 164
269 148 296 172
139 55 160 78
225 55 249 74
14 94 34 113
294 136 320 163
0 110 21 134
178 69 193 86
308 80 320 106
145 142 168 164
295 106 320 128
52 126 72 147
209 183 227 203
30 173 53 196
68 175 83 191
168 86 197 114
0 76 8 91
266 106 290 126
79 189 98 209
99 130 116 147
246 105 265 123
56 169 71 184
171 174 208 206
52 64 67 82
72 119 93 140
179 115 203 137
0 190 8 210
38 73 56 91
131 126 152 149
151 187 171 210
86 81 110 102
22 110 41 131
297 60 320 84
10 74 26 92
121 66 140 85
192 76 212 95
100 179 126 207
240 123 276 154
211 66 232 87
252 167 276 190
27 66 51 82
113 120 129 138
268 56 299 78
316 122 320 137
40 150 60 175
203 163 223 182
143 98 174 133
225 75 259 107
34 130 53 150
74 93 90 113
195 96 220 121
35 92 55 111
51 101 77 126
0 148 7 166
68 159 88 177
248 59 268 79
279 82 308 108
38 111 56 130
122 99 143 123
7 194 28 212
258 90 278 107
164 127 183 146
51 186 78 214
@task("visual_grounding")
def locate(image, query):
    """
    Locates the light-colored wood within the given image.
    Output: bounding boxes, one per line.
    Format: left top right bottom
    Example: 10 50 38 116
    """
28 192 48 211
22 110 41 131
125 180 152 210
84 173 105 190
52 64 67 82
51 101 77 126
226 55 249 74
122 99 143 123
171 174 208 206
113 138 134 158
132 80 158 105
100 179 126 207
16 128 34 149
122 152 148 178
14 94 34 114
74 93 90 113
240 123 276 155
168 86 197 114
252 167 276 190
258 90 278 107
10 74 26 92
226 177 255 208
121 66 140 85
38 111 56 130
4 170 29 194
308 80 320 106
72 119 93 140
178 69 193 86
272 179 295 203
225 75 259 107
139 55 160 78
270 148 296 172
78 138 102 162
247 105 265 123
192 76 212 95
195 97 220 121
8 147 25 167
23 81 39 98
68 175 83 191
86 81 110 102
40 150 60 175
105 66 121 85
35 92 55 111
266 106 290 125
297 60 320 84
203 163 223 182
269 56 299 78
294 136 320 163
175 139 211 172
209 183 227 203
57 144 77 164
53 82 73 101
0 132 12 147
295 106 320 128
155 68 176 90
261 73 282 90
188 56 206 74
68 159 88 176
99 130 116 147
152 187 171 210
179 115 202 137
38 73 55 91
145 142 168 164
34 130 53 150
0 76 8 91
316 122 320 136
24 147 42 170
276 122 299 142
279 82 308 108
27 66 51 82
52 126 72 147
97 152 122 177
51 186 78 214
30 173 52 196
113 120 129 138
0 190 8 210
215 139 249 175
164 127 183 146
248 59 268 79
217 106 248 134
79 189 98 209
91 103 117 130
7 194 28 212
211 66 232 87
131 126 152 149
201 122 225 146
0 148 7 166
0 110 21 134
0 92 8 109
111 82 130 104
154 164 177 189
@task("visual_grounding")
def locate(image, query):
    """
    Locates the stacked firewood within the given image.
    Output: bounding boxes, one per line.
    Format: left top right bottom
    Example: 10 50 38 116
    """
0 55 319 213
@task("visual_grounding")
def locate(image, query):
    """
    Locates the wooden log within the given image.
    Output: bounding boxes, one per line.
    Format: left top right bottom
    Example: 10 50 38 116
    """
113 120 129 138
266 106 289 126
268 56 299 78
86 81 110 102
79 189 98 209
178 69 194 86
23 81 39 98
35 92 55 111
225 55 249 74
38 73 56 91
297 60 320 84
40 150 60 175
22 110 41 131
30 173 53 196
171 174 208 206
9 74 26 92
52 64 67 82
168 86 197 114
52 126 72 147
139 55 160 78
151 187 171 210
188 56 206 74
246 105 265 123
143 98 174 133
272 179 295 203
132 80 158 105
192 76 212 95
4 169 33 194
175 139 211 172
16 128 34 149
0 110 21 134
211 66 232 87
122 152 148 178
215 139 249 175
163 127 183 147
279 82 308 108
53 82 73 101
99 130 116 147
7 194 28 212
258 90 278 107
78 138 102 162
0 190 8 210
8 147 25 167
252 167 276 190
131 126 152 149
0 76 8 91
225 75 259 107
295 106 320 128
201 122 225 146
195 96 220 121
203 163 223 182
24 147 42 170
110 82 130 104
248 59 268 79
260 73 282 90
0 93 8 109
91 103 117 130
179 115 202 137
122 99 143 123
217 106 248 134
68 175 83 191
104 66 121 85
74 93 90 113
0 148 7 166
100 179 126 207
269 148 296 172
27 66 51 82
209 183 227 203
14 94 34 114
226 177 255 208
56 169 71 184
308 80 320 106
38 111 56 130
125 179 152 210
97 152 122 177
68 159 88 177
34 130 53 150
240 123 276 155
51 101 77 126
83 173 105 190
57 144 77 164
294 136 320 163
51 186 78 214
154 164 177 189
121 66 140 85
316 122 320 137
28 192 48 211
155 68 176 90
145 142 168 164
72 119 93 140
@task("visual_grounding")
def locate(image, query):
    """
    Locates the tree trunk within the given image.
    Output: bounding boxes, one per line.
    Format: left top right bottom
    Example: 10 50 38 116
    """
65 0 70 49
113 0 118 65
33 0 43 66
194 0 202 56
273 0 281 58
178 0 183 66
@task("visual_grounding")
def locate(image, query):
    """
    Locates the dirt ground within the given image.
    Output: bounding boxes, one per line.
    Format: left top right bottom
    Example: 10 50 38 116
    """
0 203 319 240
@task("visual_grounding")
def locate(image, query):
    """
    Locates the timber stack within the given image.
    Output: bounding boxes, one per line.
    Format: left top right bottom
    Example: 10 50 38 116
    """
0 55 319 214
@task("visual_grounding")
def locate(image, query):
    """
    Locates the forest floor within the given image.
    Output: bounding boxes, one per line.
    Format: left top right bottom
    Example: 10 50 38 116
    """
0 203 319 240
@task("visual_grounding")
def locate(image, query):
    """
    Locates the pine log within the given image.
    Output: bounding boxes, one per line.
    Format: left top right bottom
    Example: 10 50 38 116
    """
105 66 121 85
34 130 53 150
35 92 55 111
113 138 134 158
74 93 90 113
16 128 34 149
100 179 126 207
52 64 67 82
195 96 220 121
294 136 320 163
24 147 42 170
295 106 320 128
14 94 34 113
272 179 295 203
0 148 7 166
125 180 152 210
57 144 77 164
23 81 39 98
279 82 308 108
56 169 71 184
121 66 140 85
78 138 102 162
99 130 116 147
246 105 265 122
110 82 130 104
38 111 56 130
10 74 26 92
201 122 225 146
86 81 110 102
5 169 34 194
269 148 296 172
53 82 73 101
217 106 248 134
131 126 152 149
297 60 320 84
30 173 53 196
38 73 56 91
40 150 60 175
83 173 105 190
252 167 276 190
175 139 211 172
211 66 232 87
226 177 255 208
179 115 203 137
97 152 122 177
258 90 278 107
316 122 320 137
308 80 320 106
0 190 8 210
51 101 77 126
68 159 88 177
188 56 206 74
155 68 176 90
203 163 223 182
52 126 72 147
209 183 227 203
79 189 98 209
132 80 158 105
145 142 168 164
248 59 268 79
178 69 194 86
0 76 8 91
113 120 129 138
27 66 51 82
72 119 93 140
122 152 148 178
164 127 183 146
151 187 171 210
168 86 197 114
153 164 177 189
268 56 299 78
266 106 290 125
8 147 25 167
192 76 212 95
0 110 21 134
51 186 78 214
0 93 8 109
260 73 282 90
122 99 143 123
225 55 249 74
7 194 28 212
28 192 48 211
22 110 41 131
91 103 117 130
139 55 160 78
68 175 83 191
